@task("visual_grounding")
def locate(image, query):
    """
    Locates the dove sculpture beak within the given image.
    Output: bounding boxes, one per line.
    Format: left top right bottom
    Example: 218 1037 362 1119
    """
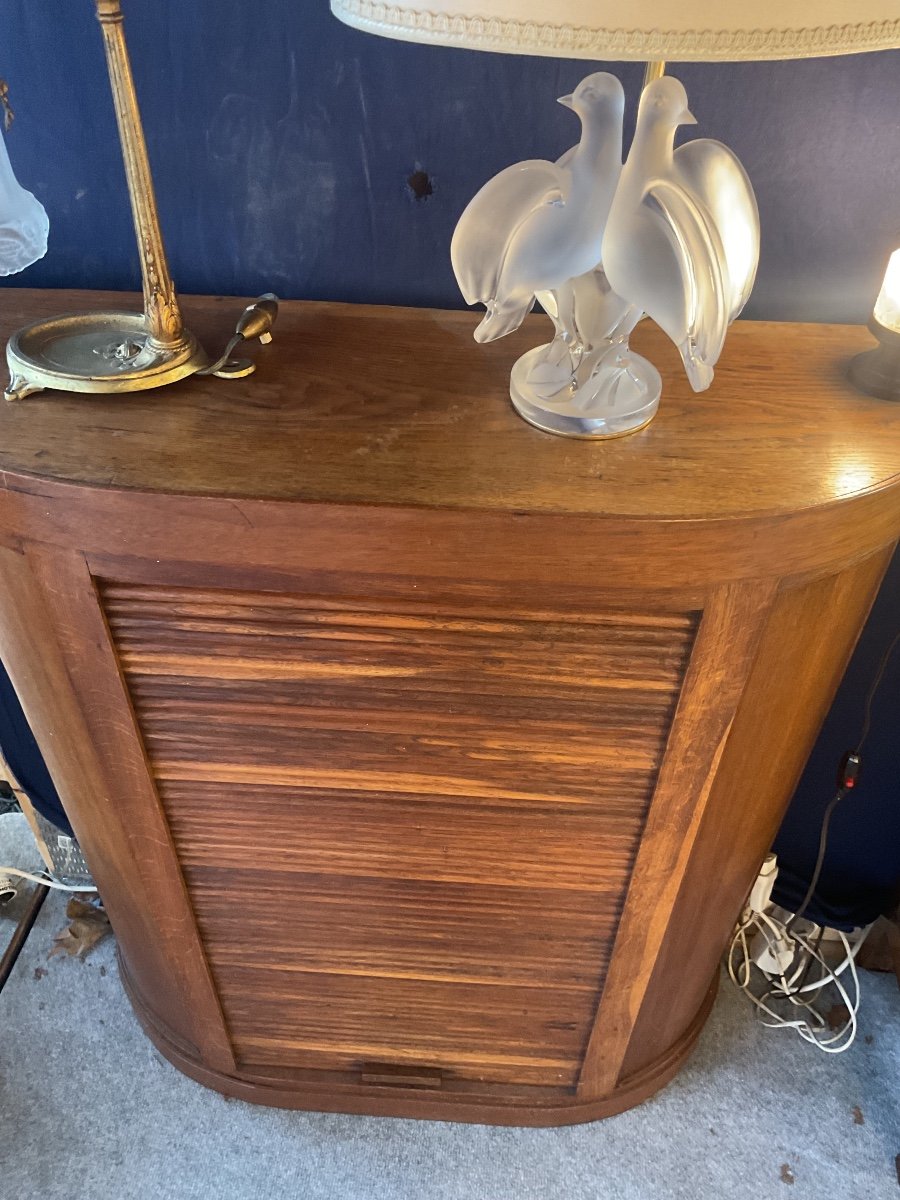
680 107 698 126
557 94 574 109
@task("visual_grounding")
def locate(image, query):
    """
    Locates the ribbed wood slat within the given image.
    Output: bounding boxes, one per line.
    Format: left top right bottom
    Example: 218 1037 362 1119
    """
219 969 591 1086
187 873 616 987
163 786 641 890
101 580 696 1086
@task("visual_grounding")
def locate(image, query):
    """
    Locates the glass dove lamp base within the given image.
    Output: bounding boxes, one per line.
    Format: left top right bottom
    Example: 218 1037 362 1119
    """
4 311 208 401
510 343 661 439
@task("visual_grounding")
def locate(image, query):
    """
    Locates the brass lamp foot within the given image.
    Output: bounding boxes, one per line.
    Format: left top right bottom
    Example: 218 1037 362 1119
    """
4 312 206 401
3 4 281 404
4 294 279 402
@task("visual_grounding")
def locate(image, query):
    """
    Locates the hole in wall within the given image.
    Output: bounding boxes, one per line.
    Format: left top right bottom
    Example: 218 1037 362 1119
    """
407 170 434 201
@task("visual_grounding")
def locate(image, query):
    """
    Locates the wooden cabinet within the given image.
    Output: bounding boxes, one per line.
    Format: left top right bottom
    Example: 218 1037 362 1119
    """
0 290 898 1125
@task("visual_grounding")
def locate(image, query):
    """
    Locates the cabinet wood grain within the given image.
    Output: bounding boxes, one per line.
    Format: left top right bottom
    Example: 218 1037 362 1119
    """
0 289 897 1124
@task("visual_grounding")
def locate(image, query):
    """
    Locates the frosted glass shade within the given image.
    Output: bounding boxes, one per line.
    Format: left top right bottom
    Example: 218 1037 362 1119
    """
873 249 900 335
331 0 900 61
0 130 48 278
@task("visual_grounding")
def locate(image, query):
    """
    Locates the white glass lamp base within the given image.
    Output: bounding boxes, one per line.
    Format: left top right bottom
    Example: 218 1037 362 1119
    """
510 342 660 438
451 71 761 439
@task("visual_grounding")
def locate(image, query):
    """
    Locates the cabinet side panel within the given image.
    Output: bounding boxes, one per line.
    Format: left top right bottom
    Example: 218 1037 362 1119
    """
0 544 235 1071
578 580 778 1097
619 546 894 1081
99 580 698 1089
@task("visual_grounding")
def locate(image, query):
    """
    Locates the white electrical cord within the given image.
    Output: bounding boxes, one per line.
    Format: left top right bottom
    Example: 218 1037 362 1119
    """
728 906 867 1054
0 866 97 893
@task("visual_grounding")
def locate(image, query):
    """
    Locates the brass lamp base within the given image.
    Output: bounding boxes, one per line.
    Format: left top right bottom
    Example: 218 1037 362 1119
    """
5 312 207 401
4 294 278 402
3 1 277 405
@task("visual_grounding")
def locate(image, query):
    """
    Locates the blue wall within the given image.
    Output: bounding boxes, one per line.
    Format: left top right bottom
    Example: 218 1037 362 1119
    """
2 2 898 322
1 2 899 918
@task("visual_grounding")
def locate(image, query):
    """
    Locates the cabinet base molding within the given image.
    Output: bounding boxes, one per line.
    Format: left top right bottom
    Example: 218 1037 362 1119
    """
121 950 718 1127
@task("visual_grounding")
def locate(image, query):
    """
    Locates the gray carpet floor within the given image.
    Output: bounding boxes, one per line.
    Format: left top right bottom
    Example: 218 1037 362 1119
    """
1 811 898 1200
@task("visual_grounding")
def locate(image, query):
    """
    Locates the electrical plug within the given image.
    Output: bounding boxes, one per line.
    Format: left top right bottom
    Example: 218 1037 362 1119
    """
746 853 779 916
750 924 796 976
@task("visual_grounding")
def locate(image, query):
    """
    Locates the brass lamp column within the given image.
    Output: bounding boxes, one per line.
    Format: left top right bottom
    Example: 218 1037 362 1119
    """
95 0 193 356
5 0 276 402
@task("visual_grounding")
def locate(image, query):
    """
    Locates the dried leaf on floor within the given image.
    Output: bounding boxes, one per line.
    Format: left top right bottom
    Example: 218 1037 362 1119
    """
49 896 110 960
780 1164 795 1186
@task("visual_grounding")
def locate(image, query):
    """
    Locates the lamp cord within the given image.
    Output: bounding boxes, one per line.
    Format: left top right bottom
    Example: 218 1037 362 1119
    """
787 627 900 929
854 629 900 756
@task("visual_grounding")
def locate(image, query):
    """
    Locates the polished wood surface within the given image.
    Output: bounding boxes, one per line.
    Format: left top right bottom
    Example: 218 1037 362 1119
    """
0 289 898 1124
0 290 892 519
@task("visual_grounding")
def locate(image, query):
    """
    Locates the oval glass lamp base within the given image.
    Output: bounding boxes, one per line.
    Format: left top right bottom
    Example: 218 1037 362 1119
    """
5 312 207 401
510 344 660 439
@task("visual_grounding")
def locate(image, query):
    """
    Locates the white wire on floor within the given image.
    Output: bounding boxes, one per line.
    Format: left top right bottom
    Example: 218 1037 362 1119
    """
0 865 98 893
728 900 868 1054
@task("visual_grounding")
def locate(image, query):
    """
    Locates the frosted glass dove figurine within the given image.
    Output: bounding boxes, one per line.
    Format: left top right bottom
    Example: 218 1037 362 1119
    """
603 76 759 394
451 72 625 347
0 128 48 277
452 72 759 438
453 71 651 437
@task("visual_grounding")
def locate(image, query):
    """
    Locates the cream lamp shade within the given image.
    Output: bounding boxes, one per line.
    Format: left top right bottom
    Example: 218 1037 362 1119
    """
330 0 900 61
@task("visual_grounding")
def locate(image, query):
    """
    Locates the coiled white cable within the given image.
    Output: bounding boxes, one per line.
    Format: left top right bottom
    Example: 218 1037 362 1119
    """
728 907 867 1054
